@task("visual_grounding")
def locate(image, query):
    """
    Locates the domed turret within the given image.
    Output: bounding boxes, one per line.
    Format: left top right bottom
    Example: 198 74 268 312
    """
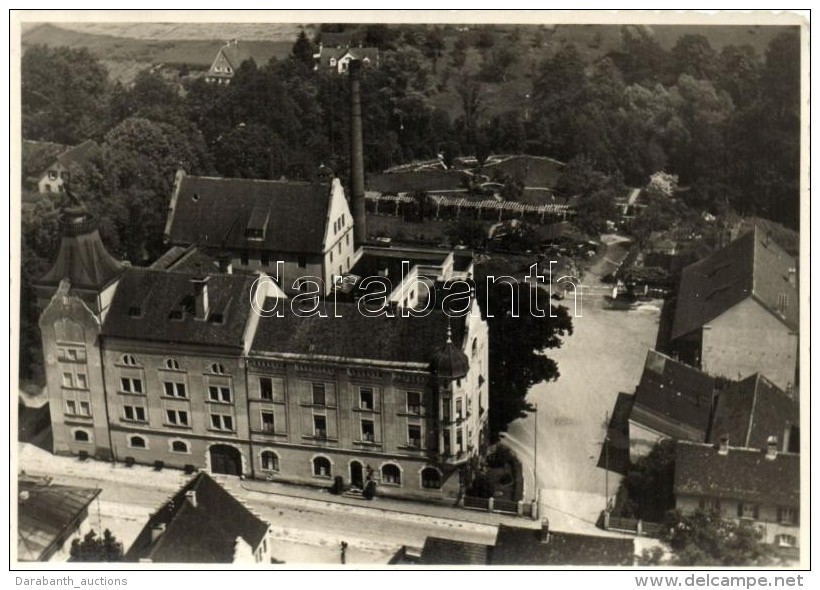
433 325 469 380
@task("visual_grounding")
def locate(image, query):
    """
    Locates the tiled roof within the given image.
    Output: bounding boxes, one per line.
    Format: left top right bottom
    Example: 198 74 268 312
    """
166 175 332 255
709 374 799 450
252 301 466 367
674 440 799 507
492 525 635 566
671 228 798 340
420 537 490 565
56 139 99 168
102 267 257 347
124 473 269 563
630 350 715 440
17 478 101 562
217 42 280 71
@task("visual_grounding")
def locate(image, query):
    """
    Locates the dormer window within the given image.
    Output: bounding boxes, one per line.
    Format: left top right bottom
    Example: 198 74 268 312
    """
48 170 58 180
128 306 142 318
211 363 226 375
246 228 265 240
208 312 224 324
165 358 181 370
122 354 138 366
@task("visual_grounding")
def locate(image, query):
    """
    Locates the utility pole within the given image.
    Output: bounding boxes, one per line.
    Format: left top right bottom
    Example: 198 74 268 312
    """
533 403 538 504
604 410 610 513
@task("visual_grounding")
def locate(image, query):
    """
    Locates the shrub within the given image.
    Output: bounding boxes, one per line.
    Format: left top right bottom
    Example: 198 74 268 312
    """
487 445 516 468
468 474 495 498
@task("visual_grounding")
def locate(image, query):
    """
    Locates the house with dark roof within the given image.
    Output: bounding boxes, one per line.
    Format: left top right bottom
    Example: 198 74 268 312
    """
35 140 99 194
125 472 271 563
314 44 379 73
674 440 800 551
670 228 798 391
17 476 101 562
205 40 280 84
418 521 635 566
628 350 716 461
708 373 799 454
165 170 356 296
36 194 489 502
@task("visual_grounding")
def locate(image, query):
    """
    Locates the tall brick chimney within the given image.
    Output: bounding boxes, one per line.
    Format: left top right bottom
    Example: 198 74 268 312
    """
349 59 366 246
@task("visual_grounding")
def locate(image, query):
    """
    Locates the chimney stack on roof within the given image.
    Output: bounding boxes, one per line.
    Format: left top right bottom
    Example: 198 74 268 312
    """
766 435 778 460
787 267 797 287
349 59 366 246
185 490 198 508
718 435 729 455
190 277 210 320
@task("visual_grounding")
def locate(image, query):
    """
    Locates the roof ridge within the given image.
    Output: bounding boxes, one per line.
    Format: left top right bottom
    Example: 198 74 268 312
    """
185 174 318 186
744 374 761 447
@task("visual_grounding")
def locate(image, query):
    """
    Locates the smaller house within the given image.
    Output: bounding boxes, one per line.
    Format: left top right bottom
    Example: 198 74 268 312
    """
205 40 280 84
35 140 99 194
17 475 101 562
314 44 379 73
124 472 272 563
674 439 800 552
628 350 716 461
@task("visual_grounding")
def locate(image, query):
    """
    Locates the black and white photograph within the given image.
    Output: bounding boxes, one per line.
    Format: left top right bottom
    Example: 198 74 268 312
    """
9 9 809 574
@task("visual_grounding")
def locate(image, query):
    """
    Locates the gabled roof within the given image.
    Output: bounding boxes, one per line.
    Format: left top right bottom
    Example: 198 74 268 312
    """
420 537 490 565
124 473 269 563
674 440 799 507
214 42 280 71
492 525 635 566
102 267 257 347
166 175 333 254
709 374 799 450
252 301 466 367
630 350 716 440
17 477 101 562
671 228 798 340
56 139 99 168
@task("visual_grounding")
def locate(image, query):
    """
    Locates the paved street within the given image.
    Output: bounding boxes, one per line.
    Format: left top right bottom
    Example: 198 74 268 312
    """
502 235 660 535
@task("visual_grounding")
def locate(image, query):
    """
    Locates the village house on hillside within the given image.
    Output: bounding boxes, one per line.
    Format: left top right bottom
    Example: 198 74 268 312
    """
670 228 798 391
313 43 379 74
164 171 356 296
205 40 280 84
125 472 272 563
674 439 800 555
31 140 99 194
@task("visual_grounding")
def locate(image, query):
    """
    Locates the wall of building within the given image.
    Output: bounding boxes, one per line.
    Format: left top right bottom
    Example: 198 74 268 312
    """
677 494 799 546
702 298 798 390
322 179 356 288
38 162 68 194
628 419 667 463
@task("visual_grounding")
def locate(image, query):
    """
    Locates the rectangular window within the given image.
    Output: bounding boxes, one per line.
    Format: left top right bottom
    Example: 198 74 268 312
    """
261 411 275 432
79 401 91 416
456 428 464 451
65 400 77 415
346 234 350 246
120 377 143 394
408 424 422 448
166 409 189 426
330 250 334 263
298 256 307 268
361 419 375 442
406 391 422 415
74 373 87 389
124 405 146 422
737 503 759 519
312 383 326 406
778 507 797 525
359 388 374 410
62 372 73 388
209 385 231 403
260 377 273 401
210 414 233 431
441 399 451 422
313 415 327 440
67 349 78 360
456 399 463 420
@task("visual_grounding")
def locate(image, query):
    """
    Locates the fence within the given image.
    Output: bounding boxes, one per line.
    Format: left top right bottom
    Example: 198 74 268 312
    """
604 513 664 538
461 495 538 519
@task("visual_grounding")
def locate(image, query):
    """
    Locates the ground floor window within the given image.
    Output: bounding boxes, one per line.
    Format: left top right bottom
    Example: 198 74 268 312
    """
313 456 331 477
171 440 189 453
73 429 90 443
382 464 401 485
775 534 797 548
421 467 442 489
129 435 147 449
261 451 279 471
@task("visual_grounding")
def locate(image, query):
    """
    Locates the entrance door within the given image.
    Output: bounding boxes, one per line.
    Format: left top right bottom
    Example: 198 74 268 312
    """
350 461 364 489
209 444 242 476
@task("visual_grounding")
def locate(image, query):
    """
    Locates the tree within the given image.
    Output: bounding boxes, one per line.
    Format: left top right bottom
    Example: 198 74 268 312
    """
291 30 315 67
451 34 469 68
446 218 486 248
213 123 284 179
662 510 777 566
70 529 123 562
670 34 719 81
474 262 573 438
557 156 623 236
22 45 110 143
620 439 677 521
423 27 446 73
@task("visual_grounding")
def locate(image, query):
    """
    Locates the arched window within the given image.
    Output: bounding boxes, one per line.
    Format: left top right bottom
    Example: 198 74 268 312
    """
382 464 401 485
165 358 181 370
73 429 90 442
261 451 279 471
171 440 189 453
122 354 138 366
421 467 442 489
129 435 146 449
313 456 331 477
211 363 226 375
